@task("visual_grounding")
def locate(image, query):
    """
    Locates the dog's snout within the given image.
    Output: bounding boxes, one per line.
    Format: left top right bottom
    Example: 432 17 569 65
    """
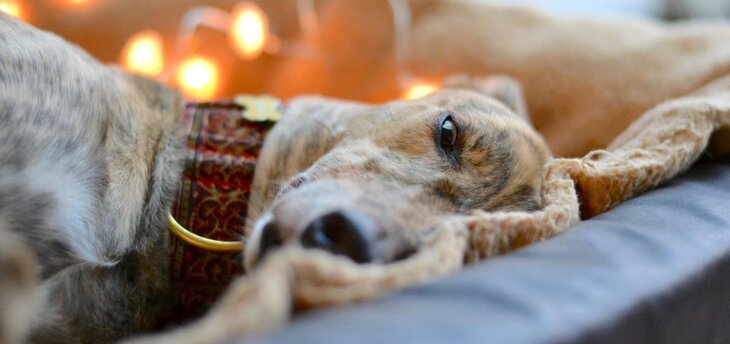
301 209 374 264
258 221 284 262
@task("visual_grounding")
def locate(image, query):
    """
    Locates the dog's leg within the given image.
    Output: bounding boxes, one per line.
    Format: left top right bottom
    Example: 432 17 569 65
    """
0 221 39 344
26 125 183 344
0 121 182 343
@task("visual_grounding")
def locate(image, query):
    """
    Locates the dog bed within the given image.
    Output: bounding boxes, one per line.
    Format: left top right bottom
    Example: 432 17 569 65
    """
244 159 730 344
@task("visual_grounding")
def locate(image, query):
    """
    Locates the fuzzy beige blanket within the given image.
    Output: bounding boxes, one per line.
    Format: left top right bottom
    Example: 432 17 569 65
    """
129 2 730 343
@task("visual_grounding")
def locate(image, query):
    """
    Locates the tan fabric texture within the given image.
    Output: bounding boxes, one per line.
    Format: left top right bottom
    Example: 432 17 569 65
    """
127 3 730 343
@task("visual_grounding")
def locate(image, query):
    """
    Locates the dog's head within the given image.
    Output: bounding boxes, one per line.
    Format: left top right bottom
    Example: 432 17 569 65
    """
244 77 550 269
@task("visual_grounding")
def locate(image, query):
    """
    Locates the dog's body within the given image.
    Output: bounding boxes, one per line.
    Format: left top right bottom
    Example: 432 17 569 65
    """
0 15 185 343
0 15 549 343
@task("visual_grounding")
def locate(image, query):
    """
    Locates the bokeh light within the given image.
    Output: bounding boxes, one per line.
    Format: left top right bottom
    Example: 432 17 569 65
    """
229 2 268 60
177 56 220 100
0 1 22 19
61 0 93 7
403 81 438 100
121 30 165 77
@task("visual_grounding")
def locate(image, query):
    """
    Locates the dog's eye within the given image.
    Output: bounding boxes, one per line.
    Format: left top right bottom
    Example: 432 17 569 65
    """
439 116 457 151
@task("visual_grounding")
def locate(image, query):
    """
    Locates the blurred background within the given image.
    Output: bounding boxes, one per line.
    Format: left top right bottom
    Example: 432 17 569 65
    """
2 0 727 102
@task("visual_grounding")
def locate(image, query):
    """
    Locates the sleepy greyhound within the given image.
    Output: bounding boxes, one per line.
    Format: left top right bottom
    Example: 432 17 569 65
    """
0 15 550 344
243 78 549 269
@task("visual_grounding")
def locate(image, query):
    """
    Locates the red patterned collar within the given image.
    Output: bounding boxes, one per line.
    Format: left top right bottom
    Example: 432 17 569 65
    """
168 98 282 321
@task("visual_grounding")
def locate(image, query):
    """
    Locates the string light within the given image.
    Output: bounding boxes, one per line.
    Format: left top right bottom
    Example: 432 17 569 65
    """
177 56 219 100
121 30 165 77
24 0 419 102
0 1 21 19
403 81 438 100
229 2 268 60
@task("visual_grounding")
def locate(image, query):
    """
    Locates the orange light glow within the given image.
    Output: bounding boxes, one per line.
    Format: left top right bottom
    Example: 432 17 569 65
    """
403 81 438 100
177 56 219 100
0 1 21 19
229 2 268 60
121 31 165 77
61 0 92 7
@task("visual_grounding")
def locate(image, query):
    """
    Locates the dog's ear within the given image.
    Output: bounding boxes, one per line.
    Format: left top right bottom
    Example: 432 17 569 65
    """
443 75 531 124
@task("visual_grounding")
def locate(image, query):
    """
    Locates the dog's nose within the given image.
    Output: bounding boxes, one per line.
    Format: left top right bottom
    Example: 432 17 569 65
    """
257 221 284 262
300 209 374 263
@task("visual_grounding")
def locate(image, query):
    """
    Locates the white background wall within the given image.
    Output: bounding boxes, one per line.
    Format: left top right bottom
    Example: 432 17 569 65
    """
488 0 661 18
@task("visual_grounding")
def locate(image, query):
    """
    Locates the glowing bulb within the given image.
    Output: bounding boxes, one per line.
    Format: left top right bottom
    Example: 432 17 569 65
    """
229 2 268 60
121 31 165 77
0 1 21 19
177 56 219 100
403 81 438 100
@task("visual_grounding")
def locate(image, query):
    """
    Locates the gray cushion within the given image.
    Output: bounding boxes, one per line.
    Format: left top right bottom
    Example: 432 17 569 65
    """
243 161 730 344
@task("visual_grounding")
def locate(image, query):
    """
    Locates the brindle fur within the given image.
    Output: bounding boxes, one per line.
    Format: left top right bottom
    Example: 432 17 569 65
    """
0 13 551 344
0 15 185 343
244 76 550 268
